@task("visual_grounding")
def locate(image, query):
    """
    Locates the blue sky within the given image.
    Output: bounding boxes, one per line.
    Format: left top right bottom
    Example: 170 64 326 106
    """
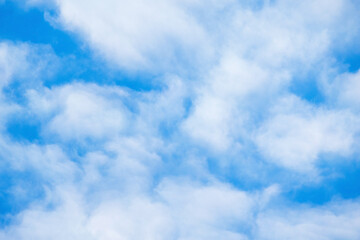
0 0 360 239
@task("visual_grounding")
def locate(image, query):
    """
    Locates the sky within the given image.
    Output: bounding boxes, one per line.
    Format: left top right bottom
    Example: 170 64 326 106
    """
0 0 360 239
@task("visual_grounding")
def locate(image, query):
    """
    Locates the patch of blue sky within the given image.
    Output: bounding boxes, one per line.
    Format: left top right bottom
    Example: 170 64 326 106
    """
0 1 76 55
336 51 360 73
5 117 41 143
285 157 360 205
289 50 360 105
198 141 360 205
289 72 325 104
332 25 360 74
0 170 46 227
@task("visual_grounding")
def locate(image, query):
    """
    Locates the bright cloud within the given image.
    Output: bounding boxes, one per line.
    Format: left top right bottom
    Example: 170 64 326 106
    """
27 83 129 140
256 95 359 172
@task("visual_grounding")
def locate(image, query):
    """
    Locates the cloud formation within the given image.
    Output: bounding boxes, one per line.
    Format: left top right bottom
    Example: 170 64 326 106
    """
0 0 360 239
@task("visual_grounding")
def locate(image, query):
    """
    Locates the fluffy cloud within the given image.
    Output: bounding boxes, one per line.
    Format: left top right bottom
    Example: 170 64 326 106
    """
180 0 360 153
0 181 261 240
182 53 286 151
256 200 360 240
256 95 359 172
0 41 58 89
27 83 129 141
0 139 76 180
326 70 360 111
2 180 360 240
0 41 59 130
50 0 214 71
45 0 360 73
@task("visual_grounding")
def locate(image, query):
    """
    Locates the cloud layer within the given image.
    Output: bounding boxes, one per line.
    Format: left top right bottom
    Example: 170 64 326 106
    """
0 0 360 239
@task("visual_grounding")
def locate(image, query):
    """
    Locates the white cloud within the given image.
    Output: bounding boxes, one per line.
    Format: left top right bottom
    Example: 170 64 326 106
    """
133 76 188 138
23 80 190 193
157 180 255 233
256 200 360 240
181 53 287 151
180 0 360 153
255 95 359 172
92 136 162 193
0 137 77 183
50 0 213 71
44 0 359 73
0 187 92 240
0 180 265 240
327 70 360 110
27 83 129 141
0 41 58 89
0 41 58 131
1 182 360 240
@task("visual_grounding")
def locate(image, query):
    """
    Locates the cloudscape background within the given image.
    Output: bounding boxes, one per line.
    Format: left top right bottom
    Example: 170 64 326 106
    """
0 0 360 239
